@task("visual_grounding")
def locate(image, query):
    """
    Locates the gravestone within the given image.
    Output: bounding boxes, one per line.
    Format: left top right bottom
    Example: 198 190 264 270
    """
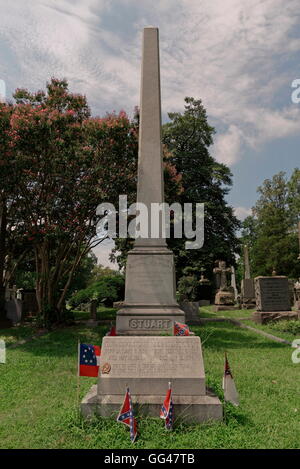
81 27 222 423
198 272 211 305
253 276 299 324
5 298 22 324
241 245 256 309
213 260 236 311
179 301 201 324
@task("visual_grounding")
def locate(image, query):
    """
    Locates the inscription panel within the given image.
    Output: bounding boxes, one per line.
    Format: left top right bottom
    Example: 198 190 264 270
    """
100 336 203 378
255 276 291 312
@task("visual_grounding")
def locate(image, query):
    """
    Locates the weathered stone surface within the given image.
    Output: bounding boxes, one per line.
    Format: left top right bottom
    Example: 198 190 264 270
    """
98 336 205 396
253 311 300 324
180 301 201 324
115 27 184 335
255 276 291 312
214 290 235 306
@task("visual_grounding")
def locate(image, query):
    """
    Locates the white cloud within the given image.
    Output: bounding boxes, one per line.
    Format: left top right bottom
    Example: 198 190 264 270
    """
0 0 300 165
234 206 252 221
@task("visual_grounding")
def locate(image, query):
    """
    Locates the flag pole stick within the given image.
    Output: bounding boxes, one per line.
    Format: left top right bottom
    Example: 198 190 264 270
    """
77 340 80 418
223 351 227 423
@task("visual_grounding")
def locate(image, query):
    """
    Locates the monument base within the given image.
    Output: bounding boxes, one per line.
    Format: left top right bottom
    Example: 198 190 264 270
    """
81 336 222 424
81 385 222 423
253 311 299 324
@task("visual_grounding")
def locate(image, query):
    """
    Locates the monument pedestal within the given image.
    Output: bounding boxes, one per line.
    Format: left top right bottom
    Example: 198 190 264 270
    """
81 336 222 423
116 246 185 335
253 311 300 324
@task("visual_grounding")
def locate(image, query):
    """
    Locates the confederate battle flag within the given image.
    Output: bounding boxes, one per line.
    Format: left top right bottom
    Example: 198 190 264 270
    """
160 382 174 430
117 387 137 443
174 321 190 336
78 343 101 377
223 352 239 406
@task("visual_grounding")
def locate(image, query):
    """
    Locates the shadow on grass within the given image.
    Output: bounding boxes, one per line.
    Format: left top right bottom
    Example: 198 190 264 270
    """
192 321 287 351
3 324 109 358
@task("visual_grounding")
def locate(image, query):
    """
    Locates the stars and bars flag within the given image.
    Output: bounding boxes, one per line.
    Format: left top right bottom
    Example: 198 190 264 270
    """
106 325 117 336
117 387 137 443
160 382 174 430
78 343 101 377
222 352 239 406
174 321 190 336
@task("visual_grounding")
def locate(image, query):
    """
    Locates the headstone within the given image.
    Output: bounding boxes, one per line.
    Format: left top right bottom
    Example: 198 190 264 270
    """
5 298 22 324
253 276 298 324
241 245 256 309
294 279 300 311
244 245 251 279
81 27 222 424
198 271 211 304
231 266 238 301
179 301 200 324
213 260 236 311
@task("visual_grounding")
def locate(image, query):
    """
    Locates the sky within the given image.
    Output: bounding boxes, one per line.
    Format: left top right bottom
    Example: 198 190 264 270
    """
0 0 299 267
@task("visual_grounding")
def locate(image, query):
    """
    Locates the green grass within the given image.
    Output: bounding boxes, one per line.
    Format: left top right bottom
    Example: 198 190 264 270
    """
200 305 254 319
73 306 117 321
0 320 299 449
242 320 299 343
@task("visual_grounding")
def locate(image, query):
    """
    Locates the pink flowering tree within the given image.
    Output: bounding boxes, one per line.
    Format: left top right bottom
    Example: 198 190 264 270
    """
3 78 137 326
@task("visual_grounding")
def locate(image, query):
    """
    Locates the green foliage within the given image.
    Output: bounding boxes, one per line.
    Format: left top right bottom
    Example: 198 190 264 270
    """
268 320 300 336
0 78 138 325
68 274 125 309
240 169 300 278
177 275 200 302
112 97 241 282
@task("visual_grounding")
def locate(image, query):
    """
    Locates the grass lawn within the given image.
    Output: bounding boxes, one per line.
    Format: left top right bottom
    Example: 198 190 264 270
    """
199 305 254 319
0 320 299 449
73 306 117 321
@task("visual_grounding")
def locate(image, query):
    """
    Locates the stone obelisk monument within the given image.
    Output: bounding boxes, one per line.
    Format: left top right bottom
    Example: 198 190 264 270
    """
81 27 222 423
116 27 185 335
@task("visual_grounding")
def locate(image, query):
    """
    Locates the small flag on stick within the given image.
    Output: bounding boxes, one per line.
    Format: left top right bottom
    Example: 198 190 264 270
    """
78 343 101 377
117 387 137 443
174 321 190 336
160 382 174 430
106 325 117 336
223 352 239 406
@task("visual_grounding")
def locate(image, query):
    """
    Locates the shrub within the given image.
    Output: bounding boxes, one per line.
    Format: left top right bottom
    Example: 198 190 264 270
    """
68 274 124 309
269 320 300 336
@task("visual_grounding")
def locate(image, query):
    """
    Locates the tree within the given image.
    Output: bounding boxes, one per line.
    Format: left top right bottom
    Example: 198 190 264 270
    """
162 97 240 282
1 78 138 326
111 97 241 285
240 170 300 278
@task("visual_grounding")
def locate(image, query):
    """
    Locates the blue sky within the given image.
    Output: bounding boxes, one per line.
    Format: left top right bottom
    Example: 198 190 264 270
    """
1 0 299 266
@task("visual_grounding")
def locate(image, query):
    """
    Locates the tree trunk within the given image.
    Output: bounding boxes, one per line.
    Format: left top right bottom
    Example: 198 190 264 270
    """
0 199 7 320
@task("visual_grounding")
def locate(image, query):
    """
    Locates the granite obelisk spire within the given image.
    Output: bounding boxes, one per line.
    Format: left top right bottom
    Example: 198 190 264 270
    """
116 27 185 335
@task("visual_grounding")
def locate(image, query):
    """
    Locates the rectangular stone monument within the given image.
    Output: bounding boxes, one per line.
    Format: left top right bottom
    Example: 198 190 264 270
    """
82 336 222 422
253 276 298 324
241 245 256 309
81 26 222 424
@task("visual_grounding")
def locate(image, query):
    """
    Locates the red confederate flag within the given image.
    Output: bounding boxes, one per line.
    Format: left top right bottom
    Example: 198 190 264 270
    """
106 325 117 336
117 387 137 442
160 383 174 430
78 343 101 377
174 321 190 336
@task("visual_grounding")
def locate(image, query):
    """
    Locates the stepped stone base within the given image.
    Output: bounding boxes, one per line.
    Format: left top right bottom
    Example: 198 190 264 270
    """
81 336 222 424
253 311 300 324
81 385 222 423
